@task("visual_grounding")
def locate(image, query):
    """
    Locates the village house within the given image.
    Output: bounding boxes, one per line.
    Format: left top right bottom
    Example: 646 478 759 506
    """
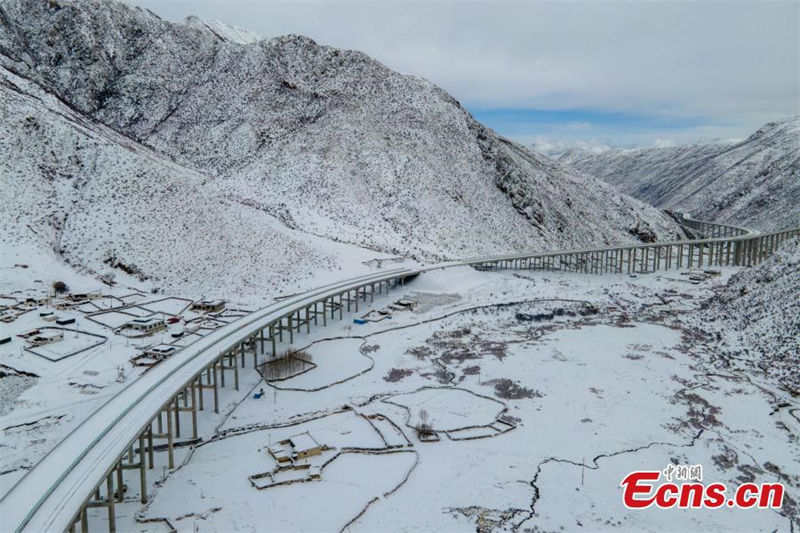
268 432 323 464
124 317 166 333
284 432 323 460
191 299 225 313
67 291 102 302
23 295 51 307
23 329 64 348
268 445 292 464
143 344 177 359
52 299 79 310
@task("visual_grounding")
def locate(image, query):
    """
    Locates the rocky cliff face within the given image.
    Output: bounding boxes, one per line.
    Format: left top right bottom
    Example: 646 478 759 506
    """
559 117 800 232
0 0 684 296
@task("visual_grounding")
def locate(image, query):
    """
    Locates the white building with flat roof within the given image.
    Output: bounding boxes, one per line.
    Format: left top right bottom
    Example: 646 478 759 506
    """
143 344 177 359
191 299 225 313
25 330 63 348
124 317 166 333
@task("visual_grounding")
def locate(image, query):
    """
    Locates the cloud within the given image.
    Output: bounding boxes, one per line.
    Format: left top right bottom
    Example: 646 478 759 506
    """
469 107 728 148
653 139 677 148
125 0 800 146
529 137 611 158
565 121 592 131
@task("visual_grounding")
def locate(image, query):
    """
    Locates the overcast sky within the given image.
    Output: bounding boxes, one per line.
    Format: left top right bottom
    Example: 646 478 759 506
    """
128 0 799 152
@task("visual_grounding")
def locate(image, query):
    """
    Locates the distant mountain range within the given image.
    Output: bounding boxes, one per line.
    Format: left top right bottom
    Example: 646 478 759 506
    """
0 0 684 297
558 117 800 232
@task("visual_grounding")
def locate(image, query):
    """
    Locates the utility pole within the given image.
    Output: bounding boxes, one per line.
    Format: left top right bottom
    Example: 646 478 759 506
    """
581 457 585 486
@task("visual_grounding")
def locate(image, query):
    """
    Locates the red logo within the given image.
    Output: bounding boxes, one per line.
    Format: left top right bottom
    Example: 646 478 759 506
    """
621 469 784 509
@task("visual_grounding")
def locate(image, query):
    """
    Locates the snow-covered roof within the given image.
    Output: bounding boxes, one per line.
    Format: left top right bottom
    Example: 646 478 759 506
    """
128 317 164 326
288 433 320 452
268 445 290 461
33 330 63 340
146 344 176 355
197 299 224 306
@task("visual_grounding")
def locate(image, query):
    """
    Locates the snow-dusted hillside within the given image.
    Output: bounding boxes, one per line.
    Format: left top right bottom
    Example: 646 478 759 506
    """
184 16 262 45
558 117 800 232
700 238 800 395
0 0 683 288
0 67 389 299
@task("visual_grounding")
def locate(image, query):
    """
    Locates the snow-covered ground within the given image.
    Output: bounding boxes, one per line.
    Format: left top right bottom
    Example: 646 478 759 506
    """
694 238 800 394
1 245 262 496
6 255 795 531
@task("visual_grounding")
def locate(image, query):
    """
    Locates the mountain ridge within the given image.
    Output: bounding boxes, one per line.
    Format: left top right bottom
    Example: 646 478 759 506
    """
558 116 800 231
1 0 686 298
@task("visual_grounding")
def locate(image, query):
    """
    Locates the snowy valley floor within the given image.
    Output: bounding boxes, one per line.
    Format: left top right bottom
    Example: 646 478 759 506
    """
2 264 798 532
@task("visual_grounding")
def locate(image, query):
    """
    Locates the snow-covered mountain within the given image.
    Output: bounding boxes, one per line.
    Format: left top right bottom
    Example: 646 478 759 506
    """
0 66 377 299
184 17 263 45
558 117 800 232
0 0 683 297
